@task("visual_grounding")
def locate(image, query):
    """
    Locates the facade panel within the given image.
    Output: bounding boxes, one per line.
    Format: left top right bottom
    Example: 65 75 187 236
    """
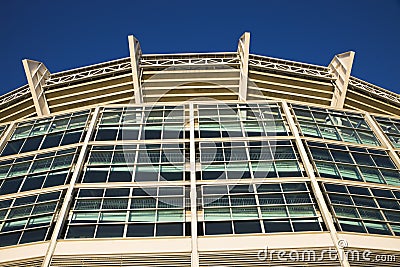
0 33 399 266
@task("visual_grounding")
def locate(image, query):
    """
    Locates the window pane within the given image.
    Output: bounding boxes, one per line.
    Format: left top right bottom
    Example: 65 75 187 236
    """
285 193 311 204
338 165 362 181
315 162 340 179
364 222 391 235
310 147 331 161
20 136 43 153
27 215 53 227
288 205 315 217
71 212 99 223
50 118 69 132
333 206 359 218
264 220 292 233
99 212 126 222
157 210 184 222
331 151 353 163
381 170 400 186
339 219 366 233
360 167 385 184
156 223 183 236
12 126 31 139
21 175 46 191
42 133 63 149
205 221 233 235
127 224 154 237
358 208 383 220
204 208 231 220
67 225 95 238
261 206 287 218
275 161 301 177
129 210 156 222
20 228 47 244
234 220 261 234
292 220 321 231
231 207 258 219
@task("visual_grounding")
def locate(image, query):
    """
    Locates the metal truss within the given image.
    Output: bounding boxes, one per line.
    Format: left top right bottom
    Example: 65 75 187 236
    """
349 77 400 104
45 58 131 87
1 51 400 116
0 84 30 106
249 54 333 80
140 53 239 67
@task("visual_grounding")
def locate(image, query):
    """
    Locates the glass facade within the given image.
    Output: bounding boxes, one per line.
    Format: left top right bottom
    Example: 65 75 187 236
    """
0 101 398 250
306 141 400 186
374 116 400 148
0 190 63 247
292 104 380 146
81 143 186 183
197 103 289 138
0 148 78 196
323 183 400 236
200 182 323 235
199 140 304 180
1 111 90 157
93 106 185 141
65 186 188 238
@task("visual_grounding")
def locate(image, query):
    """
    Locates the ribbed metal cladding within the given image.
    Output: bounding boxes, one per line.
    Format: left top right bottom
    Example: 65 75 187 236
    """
140 53 240 103
0 257 44 267
50 253 191 266
44 58 134 113
199 249 341 266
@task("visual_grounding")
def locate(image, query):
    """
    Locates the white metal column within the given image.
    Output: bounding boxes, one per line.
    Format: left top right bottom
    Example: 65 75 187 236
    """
41 107 101 267
189 102 199 267
128 35 143 104
22 59 51 116
281 101 351 267
238 32 250 101
328 51 355 109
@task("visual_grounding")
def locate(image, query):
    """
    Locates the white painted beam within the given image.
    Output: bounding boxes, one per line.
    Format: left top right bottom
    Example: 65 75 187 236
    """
128 35 143 104
329 51 355 109
237 32 250 101
281 101 350 267
41 107 101 267
189 102 199 267
22 59 51 116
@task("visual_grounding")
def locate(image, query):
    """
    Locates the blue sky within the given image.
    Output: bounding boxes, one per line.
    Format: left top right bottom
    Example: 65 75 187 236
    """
1 0 399 95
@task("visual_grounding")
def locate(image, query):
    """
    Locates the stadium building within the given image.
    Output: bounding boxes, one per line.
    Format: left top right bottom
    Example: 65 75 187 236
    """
0 33 399 266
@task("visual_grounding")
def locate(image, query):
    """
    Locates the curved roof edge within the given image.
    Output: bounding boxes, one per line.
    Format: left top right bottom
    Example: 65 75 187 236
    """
0 84 30 106
1 32 398 111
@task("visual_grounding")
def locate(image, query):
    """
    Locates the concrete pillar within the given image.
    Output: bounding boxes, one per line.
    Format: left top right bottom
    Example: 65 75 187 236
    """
128 35 143 104
237 32 250 101
329 51 355 109
23 59 51 116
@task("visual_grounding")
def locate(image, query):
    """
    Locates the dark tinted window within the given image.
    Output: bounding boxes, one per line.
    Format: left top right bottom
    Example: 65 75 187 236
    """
96 225 124 238
205 221 232 235
127 224 154 237
234 220 261 234
66 225 96 238
264 220 292 233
